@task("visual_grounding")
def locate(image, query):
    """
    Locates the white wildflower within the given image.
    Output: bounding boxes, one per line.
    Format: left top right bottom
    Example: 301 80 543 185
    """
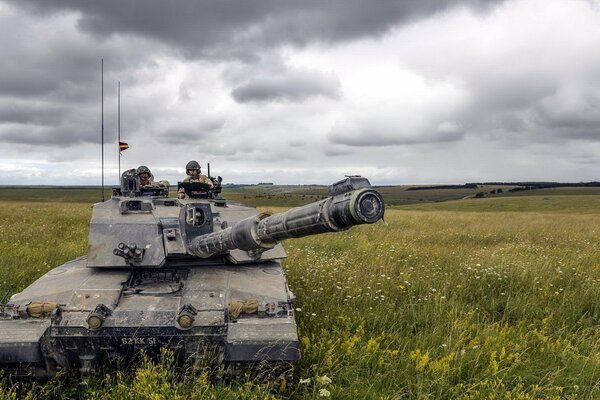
317 375 332 385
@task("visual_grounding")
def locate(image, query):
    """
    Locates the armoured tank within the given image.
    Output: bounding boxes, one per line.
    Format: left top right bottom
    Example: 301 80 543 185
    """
0 169 385 381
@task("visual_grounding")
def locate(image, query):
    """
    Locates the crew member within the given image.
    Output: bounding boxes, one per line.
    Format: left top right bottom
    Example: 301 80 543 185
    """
137 165 165 187
178 160 213 199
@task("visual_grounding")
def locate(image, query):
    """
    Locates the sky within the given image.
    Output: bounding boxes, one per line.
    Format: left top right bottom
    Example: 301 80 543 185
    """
0 0 599 185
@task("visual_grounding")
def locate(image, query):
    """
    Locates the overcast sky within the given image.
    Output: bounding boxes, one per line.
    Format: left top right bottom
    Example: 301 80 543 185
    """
0 0 599 185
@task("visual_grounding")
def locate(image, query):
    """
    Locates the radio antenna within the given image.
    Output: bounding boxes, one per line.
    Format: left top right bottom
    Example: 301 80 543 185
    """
118 81 120 180
101 58 105 202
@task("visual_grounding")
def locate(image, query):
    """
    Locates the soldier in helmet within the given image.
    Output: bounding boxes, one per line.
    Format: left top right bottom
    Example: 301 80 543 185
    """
137 165 165 187
178 160 213 199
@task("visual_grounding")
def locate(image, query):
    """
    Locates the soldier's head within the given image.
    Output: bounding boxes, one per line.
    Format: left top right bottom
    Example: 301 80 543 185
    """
185 160 200 179
137 165 151 184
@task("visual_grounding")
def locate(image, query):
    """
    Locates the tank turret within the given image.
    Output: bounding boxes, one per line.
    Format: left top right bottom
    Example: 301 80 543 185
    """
86 175 383 268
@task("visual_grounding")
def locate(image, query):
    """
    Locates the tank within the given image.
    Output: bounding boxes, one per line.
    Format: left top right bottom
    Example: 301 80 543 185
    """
0 170 385 381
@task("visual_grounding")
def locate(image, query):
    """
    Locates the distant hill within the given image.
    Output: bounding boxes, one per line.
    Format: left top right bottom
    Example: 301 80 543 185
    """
467 181 600 188
406 184 478 191
406 182 600 191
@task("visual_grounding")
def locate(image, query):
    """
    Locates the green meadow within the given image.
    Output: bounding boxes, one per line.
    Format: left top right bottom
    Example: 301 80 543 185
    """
0 187 599 399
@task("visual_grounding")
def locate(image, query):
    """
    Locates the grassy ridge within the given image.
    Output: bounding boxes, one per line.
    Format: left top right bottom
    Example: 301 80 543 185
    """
398 195 600 214
495 186 600 197
1 194 600 398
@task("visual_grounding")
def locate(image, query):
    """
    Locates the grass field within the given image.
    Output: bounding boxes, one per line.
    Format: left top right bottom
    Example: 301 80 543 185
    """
1 189 600 399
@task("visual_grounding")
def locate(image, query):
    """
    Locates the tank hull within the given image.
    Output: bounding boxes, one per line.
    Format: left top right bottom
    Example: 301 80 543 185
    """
1 257 299 378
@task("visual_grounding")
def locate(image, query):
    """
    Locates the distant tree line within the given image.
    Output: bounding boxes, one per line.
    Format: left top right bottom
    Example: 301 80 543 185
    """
407 182 600 192
466 181 600 188
407 184 479 191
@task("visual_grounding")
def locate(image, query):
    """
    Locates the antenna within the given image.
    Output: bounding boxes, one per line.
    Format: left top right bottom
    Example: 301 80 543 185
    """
118 81 120 180
207 162 211 178
101 58 105 202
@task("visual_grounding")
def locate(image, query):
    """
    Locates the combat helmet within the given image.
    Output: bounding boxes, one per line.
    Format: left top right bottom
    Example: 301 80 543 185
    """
186 160 200 171
137 165 151 175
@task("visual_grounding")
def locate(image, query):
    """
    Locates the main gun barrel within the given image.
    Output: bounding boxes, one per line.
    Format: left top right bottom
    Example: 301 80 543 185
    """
188 177 385 258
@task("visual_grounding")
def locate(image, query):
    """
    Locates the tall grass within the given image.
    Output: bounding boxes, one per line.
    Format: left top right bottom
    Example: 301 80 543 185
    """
1 196 599 398
0 202 89 294
286 209 600 398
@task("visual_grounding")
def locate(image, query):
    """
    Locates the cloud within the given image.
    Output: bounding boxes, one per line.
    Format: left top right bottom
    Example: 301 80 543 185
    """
6 0 502 60
156 115 226 144
0 100 68 126
536 84 600 139
330 118 465 147
231 68 341 103
327 82 469 146
0 5 159 99
395 0 600 144
0 117 99 146
288 139 306 147
322 146 354 157
1 0 600 186
0 3 178 148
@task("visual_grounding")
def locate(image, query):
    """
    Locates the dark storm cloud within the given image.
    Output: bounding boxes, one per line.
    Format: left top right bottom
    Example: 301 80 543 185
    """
567 150 600 165
159 130 206 145
452 77 600 145
0 0 504 153
231 69 340 103
288 139 306 147
0 7 141 99
0 123 97 146
157 116 226 144
329 122 465 146
535 86 600 135
0 4 178 149
6 0 502 59
439 73 600 145
323 146 354 156
0 101 68 126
